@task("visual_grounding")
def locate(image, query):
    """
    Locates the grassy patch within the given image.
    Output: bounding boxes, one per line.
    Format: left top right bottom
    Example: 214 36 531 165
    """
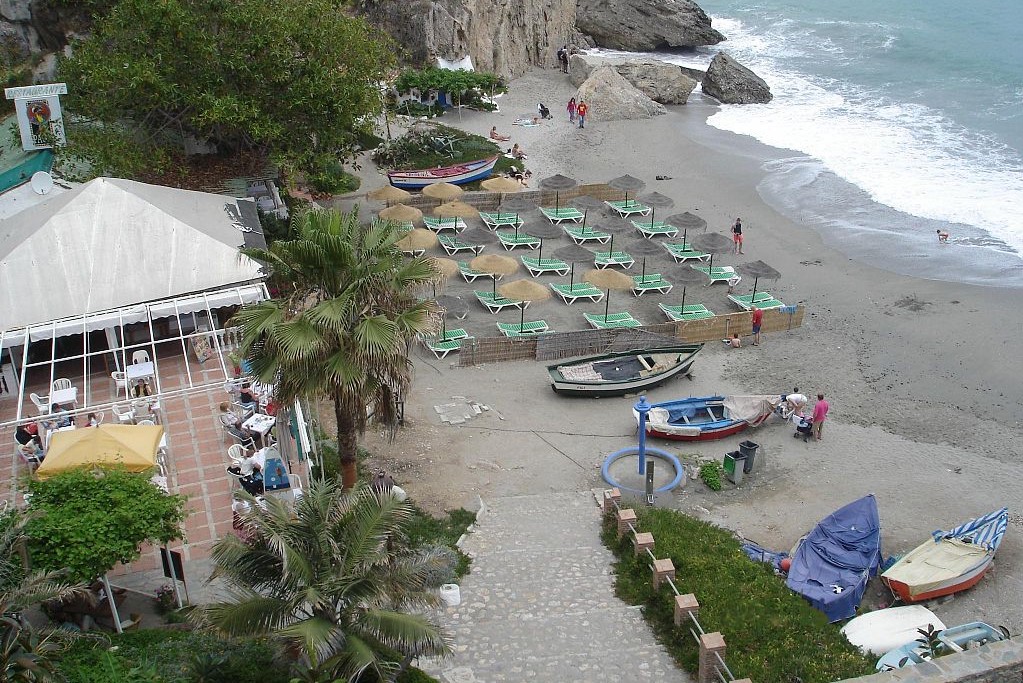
406 504 476 578
698 461 723 491
602 508 874 683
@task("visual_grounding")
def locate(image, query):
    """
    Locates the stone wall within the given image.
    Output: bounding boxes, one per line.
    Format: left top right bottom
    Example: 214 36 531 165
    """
841 638 1023 683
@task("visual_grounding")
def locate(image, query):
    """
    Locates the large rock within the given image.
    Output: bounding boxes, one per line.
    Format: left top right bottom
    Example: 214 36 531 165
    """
575 65 665 122
569 54 697 104
576 0 724 51
701 52 772 104
363 0 578 78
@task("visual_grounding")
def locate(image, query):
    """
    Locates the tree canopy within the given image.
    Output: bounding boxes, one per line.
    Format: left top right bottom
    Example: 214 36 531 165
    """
25 468 187 584
57 0 396 178
393 68 504 96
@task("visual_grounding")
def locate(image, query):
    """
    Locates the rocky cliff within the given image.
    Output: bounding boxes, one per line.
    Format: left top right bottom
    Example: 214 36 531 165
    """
576 0 723 51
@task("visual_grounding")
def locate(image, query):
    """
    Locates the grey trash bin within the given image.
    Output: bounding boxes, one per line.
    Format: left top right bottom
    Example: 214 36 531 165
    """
739 440 759 473
723 451 746 484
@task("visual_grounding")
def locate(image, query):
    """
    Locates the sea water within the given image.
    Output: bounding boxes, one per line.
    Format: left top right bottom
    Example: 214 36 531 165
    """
591 0 1023 286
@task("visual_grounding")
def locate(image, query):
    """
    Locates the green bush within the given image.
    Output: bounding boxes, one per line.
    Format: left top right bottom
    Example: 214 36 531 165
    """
307 159 360 195
397 667 441 682
602 508 874 683
699 461 723 491
405 505 475 578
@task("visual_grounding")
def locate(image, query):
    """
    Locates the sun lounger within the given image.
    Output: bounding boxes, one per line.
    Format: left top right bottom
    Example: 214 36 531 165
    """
663 242 711 263
521 256 571 277
539 207 585 224
458 261 500 282
423 216 467 232
584 312 642 330
631 274 673 296
594 251 634 269
659 303 716 321
497 320 550 337
398 247 426 257
474 290 527 314
605 200 651 217
438 234 485 255
691 265 741 287
633 221 679 239
563 225 611 244
727 292 786 311
550 282 605 304
375 218 415 233
422 334 473 359
479 211 524 230
496 230 541 250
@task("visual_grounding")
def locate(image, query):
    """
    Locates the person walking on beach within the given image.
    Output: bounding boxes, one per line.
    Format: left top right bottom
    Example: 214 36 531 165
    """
812 393 829 441
577 100 588 129
567 97 577 123
751 306 763 346
732 217 744 254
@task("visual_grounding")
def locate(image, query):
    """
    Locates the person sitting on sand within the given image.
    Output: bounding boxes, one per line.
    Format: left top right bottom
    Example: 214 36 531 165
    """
510 143 527 160
937 229 950 243
722 333 741 348
490 126 510 142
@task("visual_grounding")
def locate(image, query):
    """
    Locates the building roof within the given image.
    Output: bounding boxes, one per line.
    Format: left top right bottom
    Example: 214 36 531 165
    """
0 177 266 330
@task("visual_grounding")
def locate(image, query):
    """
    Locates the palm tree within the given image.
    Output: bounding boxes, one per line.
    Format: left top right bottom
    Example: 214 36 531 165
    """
202 479 452 681
234 207 437 488
0 511 85 682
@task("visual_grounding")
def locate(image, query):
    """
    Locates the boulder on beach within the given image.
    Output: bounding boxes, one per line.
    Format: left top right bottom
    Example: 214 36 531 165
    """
576 0 724 52
576 65 666 121
701 52 773 104
616 61 698 105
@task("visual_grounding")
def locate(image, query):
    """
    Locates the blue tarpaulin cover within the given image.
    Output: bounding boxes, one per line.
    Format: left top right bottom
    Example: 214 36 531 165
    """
785 494 882 622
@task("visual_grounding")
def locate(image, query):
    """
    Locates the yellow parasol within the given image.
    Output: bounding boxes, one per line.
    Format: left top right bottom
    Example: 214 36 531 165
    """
584 268 634 324
396 228 438 255
470 253 519 295
481 177 523 194
378 203 423 225
498 278 551 334
367 185 412 203
37 424 163 479
422 182 464 201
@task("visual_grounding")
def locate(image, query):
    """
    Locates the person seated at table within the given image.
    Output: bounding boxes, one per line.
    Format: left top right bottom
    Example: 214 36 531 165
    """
85 413 100 427
15 424 43 450
240 462 264 496
47 404 73 429
238 383 259 411
489 126 511 142
131 379 152 398
219 402 260 447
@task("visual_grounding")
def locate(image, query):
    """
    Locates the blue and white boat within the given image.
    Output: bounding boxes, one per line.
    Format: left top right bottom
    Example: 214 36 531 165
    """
387 155 498 189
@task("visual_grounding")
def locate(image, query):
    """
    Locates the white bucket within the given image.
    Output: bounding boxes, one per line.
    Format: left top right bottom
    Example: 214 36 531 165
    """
439 583 461 606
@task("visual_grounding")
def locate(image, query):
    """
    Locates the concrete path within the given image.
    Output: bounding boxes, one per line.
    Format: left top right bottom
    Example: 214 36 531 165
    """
422 491 688 682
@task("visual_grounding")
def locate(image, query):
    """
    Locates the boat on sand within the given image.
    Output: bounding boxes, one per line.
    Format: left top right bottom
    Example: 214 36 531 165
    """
388 156 499 189
548 344 703 397
876 621 1009 670
842 605 946 655
635 395 782 441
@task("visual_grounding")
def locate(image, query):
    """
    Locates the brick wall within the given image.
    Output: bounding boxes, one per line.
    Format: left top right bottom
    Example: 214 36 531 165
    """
840 638 1023 683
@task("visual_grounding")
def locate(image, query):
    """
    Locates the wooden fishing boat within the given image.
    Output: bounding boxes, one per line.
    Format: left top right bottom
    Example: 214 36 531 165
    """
635 395 781 442
876 622 1009 671
387 156 499 189
881 507 1008 602
547 344 703 398
842 605 946 655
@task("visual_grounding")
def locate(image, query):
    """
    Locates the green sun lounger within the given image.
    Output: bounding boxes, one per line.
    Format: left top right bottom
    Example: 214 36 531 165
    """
497 320 551 337
521 256 571 277
659 303 715 322
691 265 741 286
474 290 527 314
631 274 673 296
458 261 498 282
563 225 612 244
549 282 605 304
632 220 679 239
594 251 635 269
375 218 415 233
605 200 651 217
496 230 541 250
423 216 467 232
584 312 642 330
479 211 524 230
422 334 473 359
663 242 711 263
727 292 786 311
539 207 585 224
438 234 485 255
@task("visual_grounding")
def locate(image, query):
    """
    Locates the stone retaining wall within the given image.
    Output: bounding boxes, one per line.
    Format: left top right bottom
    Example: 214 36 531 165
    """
841 638 1023 683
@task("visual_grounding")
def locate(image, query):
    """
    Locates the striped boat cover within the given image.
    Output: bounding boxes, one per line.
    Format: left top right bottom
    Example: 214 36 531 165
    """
932 507 1009 551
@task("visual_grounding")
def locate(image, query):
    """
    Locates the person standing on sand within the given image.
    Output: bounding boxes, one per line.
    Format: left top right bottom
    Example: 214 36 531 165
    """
732 217 744 254
751 306 763 346
937 229 950 243
812 393 829 441
577 100 588 129
567 97 577 123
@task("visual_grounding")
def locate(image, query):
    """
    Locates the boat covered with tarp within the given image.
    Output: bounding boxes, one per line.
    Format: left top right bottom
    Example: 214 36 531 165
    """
786 494 882 622
637 395 782 441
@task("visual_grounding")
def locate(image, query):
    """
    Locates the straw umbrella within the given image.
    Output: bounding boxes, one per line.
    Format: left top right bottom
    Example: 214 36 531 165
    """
672 267 711 315
427 256 460 284
553 244 595 287
637 191 675 231
459 226 495 254
608 174 646 203
470 253 519 295
604 217 635 258
665 212 707 246
434 200 477 220
435 294 468 338
524 221 563 260
501 195 537 236
481 177 523 194
628 238 665 282
572 195 605 236
379 203 423 225
690 232 735 273
367 185 412 204
422 182 464 201
734 260 782 303
585 268 634 324
498 279 551 333
396 228 438 256
538 173 577 213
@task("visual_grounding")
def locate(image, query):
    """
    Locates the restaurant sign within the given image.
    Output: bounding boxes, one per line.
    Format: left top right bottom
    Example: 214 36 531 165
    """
4 83 68 151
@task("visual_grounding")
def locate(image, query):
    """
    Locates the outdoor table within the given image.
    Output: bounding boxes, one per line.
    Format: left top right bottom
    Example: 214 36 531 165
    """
49 387 78 407
263 456 291 491
126 362 155 382
242 412 275 437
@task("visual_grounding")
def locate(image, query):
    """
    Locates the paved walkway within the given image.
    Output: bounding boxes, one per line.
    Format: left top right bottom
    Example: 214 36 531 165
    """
422 491 688 682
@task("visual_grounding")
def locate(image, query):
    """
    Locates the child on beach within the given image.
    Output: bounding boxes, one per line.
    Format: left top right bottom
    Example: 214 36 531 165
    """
722 333 741 348
937 229 950 243
567 97 577 123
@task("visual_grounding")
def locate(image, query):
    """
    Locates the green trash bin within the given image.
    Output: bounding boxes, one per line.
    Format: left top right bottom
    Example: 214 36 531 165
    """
723 451 746 485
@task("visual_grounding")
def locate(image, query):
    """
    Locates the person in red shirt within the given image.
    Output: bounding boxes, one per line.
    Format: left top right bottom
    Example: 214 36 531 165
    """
576 100 588 129
751 307 764 345
812 393 829 441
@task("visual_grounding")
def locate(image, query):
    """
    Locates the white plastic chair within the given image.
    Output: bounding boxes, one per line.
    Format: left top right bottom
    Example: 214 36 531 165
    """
29 393 49 415
51 378 72 392
136 419 156 427
17 443 42 469
112 403 135 424
227 444 247 464
132 350 151 365
111 371 128 397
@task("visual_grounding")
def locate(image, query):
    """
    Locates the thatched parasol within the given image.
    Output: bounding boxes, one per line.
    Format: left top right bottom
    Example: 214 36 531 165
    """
524 221 562 260
734 260 782 303
690 232 735 272
379 203 423 224
572 194 605 234
498 278 551 333
435 294 468 337
585 268 634 323
673 267 710 314
539 173 577 213
427 256 460 281
396 228 438 255
367 185 412 203
422 182 464 201
637 191 675 230
608 174 646 203
665 212 707 246
481 177 523 194
434 200 478 219
628 238 665 281
470 253 519 295
554 244 595 287
459 227 495 253
500 195 538 235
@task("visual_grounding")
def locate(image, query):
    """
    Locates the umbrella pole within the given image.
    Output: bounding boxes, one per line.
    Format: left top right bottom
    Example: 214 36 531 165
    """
604 290 611 322
519 305 525 333
442 316 447 339
650 208 656 230
569 263 576 288
680 286 687 313
492 276 497 297
751 277 759 303
707 254 714 273
556 192 560 214
582 209 588 234
538 238 543 261
682 228 688 248
608 234 614 257
641 257 647 281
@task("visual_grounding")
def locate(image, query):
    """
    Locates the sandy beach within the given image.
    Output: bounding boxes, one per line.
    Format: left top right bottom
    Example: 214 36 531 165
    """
351 67 1023 632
